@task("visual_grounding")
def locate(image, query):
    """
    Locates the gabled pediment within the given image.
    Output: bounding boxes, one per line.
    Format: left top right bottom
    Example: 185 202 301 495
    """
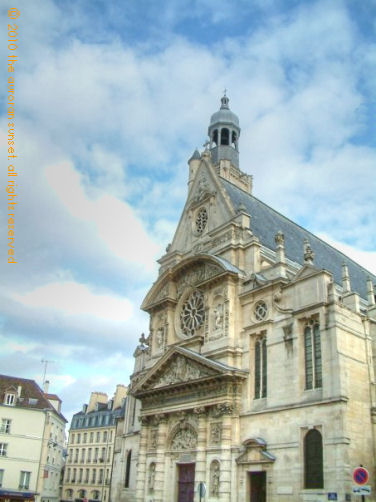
236 438 276 465
293 263 323 282
132 346 246 397
167 158 236 256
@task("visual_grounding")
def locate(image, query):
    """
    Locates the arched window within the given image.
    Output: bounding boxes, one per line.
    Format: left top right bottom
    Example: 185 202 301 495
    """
92 490 100 500
125 450 132 488
65 489 73 499
212 129 218 146
304 429 323 488
78 489 86 498
254 337 267 399
304 320 322 390
220 128 229 145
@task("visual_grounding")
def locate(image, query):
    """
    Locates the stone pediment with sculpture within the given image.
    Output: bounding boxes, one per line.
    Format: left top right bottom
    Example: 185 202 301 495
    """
144 354 216 391
133 347 246 398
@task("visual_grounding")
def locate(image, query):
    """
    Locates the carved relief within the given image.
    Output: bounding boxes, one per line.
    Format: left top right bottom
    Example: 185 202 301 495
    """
149 429 158 450
210 423 222 445
154 283 169 304
153 356 213 388
211 402 234 417
210 460 220 497
176 263 223 299
170 426 198 451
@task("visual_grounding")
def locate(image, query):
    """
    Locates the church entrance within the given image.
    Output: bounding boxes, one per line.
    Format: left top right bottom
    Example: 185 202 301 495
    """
249 471 266 502
177 463 195 502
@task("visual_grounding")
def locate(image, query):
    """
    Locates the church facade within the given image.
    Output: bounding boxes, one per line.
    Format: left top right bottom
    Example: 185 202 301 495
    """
113 96 376 502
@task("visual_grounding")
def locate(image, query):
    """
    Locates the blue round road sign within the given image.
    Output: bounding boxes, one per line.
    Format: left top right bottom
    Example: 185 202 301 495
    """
353 467 369 485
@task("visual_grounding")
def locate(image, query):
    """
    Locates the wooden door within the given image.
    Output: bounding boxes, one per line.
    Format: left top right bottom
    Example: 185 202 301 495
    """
178 463 195 502
250 471 266 502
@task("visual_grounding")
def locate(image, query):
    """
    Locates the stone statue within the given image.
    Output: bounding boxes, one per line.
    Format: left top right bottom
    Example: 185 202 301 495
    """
210 461 220 496
148 463 156 492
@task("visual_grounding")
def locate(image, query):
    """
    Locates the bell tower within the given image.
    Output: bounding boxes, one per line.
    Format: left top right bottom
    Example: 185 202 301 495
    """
208 93 240 169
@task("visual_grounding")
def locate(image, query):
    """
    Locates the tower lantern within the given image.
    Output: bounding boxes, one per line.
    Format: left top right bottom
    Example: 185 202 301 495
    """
208 93 241 169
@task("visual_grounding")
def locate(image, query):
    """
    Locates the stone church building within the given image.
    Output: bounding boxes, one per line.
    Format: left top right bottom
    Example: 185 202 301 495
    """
111 96 376 502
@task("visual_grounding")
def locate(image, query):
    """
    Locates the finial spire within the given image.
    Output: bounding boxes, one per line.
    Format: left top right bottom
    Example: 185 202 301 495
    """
220 92 230 109
367 277 375 306
342 262 351 294
303 239 315 264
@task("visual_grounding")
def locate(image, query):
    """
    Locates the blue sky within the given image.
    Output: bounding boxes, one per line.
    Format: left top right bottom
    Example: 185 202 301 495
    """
1 0 375 422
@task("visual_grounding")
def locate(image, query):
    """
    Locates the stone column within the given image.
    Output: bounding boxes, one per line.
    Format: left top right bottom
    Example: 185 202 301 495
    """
194 407 208 502
219 406 233 502
154 414 168 502
135 416 149 502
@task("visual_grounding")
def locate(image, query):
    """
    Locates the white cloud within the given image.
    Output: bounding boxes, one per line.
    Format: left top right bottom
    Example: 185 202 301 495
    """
12 281 133 322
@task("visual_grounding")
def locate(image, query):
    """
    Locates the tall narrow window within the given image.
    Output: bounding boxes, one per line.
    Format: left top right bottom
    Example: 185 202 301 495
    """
125 450 132 488
254 337 267 398
304 320 322 390
304 429 323 488
0 444 7 456
0 419 11 434
220 128 229 145
19 471 31 489
0 470 4 487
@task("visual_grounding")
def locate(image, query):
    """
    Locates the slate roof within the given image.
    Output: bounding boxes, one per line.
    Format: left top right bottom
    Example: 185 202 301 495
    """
0 374 66 421
221 178 376 301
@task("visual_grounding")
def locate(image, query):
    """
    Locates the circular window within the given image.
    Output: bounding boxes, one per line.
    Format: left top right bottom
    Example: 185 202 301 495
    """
180 290 205 337
255 301 268 321
195 207 208 234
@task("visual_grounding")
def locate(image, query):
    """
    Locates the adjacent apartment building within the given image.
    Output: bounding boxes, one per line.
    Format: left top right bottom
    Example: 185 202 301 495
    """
0 375 67 502
62 385 127 502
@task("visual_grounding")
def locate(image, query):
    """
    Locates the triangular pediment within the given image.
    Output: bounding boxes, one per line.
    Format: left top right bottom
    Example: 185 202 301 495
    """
293 263 323 282
132 346 246 397
168 157 236 255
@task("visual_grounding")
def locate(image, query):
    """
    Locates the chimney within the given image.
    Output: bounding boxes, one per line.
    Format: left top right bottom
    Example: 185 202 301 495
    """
43 380 50 394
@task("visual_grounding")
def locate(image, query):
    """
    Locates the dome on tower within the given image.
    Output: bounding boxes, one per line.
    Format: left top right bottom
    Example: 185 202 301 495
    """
209 95 239 127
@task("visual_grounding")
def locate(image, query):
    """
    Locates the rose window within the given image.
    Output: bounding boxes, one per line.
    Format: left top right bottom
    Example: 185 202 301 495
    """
255 301 268 321
180 290 205 336
195 208 208 234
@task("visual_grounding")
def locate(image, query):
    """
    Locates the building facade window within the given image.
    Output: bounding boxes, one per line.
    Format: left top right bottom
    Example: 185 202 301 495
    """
85 469 89 483
254 337 267 399
304 429 323 488
96 432 100 442
81 449 86 463
19 471 31 489
0 419 11 434
4 393 15 406
77 433 81 444
90 432 94 442
92 469 96 484
103 431 107 442
87 448 92 463
304 319 322 390
0 469 4 487
0 443 7 456
125 450 132 488
83 433 87 443
72 468 76 483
